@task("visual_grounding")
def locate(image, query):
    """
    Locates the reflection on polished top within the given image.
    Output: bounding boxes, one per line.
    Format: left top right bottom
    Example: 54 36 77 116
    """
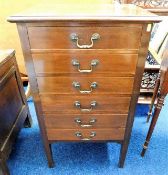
8 4 161 22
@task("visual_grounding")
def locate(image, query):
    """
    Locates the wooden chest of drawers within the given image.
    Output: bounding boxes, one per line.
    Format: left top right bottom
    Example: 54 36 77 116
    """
8 3 161 168
0 50 32 175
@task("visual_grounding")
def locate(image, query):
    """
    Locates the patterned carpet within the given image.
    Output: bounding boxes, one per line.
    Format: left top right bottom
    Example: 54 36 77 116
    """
8 97 168 175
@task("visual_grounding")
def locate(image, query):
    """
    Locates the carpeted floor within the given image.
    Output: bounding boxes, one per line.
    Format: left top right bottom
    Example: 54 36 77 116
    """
8 97 168 175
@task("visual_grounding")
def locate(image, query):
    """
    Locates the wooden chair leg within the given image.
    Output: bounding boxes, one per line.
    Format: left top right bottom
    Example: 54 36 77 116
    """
0 159 10 175
146 73 160 123
141 95 165 157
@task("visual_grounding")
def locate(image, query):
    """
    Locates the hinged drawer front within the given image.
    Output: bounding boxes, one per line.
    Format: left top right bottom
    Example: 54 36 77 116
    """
32 52 138 76
46 128 125 141
28 26 142 50
40 94 131 114
37 76 134 95
44 114 128 129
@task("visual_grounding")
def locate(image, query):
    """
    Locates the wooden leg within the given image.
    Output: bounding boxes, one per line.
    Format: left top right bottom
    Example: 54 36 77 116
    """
36 115 54 167
118 95 138 168
45 143 54 168
141 95 164 157
0 159 10 175
32 96 54 168
118 142 129 168
146 73 160 123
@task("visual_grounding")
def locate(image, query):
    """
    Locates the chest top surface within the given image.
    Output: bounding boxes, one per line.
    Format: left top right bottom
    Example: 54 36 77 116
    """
7 4 161 23
0 50 15 66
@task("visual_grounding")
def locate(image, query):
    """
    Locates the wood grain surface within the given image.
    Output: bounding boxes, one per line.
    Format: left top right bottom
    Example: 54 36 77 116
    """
46 128 125 141
28 26 142 49
40 94 131 114
32 52 138 76
37 76 134 94
44 114 128 129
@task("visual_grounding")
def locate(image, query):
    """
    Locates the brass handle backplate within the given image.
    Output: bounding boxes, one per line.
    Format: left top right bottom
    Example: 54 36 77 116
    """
74 118 97 128
72 59 99 73
72 81 98 94
75 131 96 140
74 101 97 112
70 33 100 49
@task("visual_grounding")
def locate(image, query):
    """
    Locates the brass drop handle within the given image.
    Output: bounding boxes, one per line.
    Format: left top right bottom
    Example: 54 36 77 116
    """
74 101 97 112
70 33 100 49
74 118 97 128
72 81 98 94
72 59 99 73
75 131 96 140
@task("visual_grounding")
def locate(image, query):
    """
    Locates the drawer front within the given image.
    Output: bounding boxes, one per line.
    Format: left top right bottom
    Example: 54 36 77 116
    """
28 26 142 50
40 94 131 114
32 52 138 76
37 76 134 95
44 114 128 129
46 128 125 141
0 73 23 143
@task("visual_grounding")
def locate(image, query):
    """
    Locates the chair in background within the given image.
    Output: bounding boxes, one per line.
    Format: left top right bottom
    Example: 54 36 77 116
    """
120 1 168 105
146 23 168 121
141 40 168 156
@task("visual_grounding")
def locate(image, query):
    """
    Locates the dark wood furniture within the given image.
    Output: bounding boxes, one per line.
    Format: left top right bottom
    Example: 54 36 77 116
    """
8 4 161 168
0 50 32 175
141 40 168 156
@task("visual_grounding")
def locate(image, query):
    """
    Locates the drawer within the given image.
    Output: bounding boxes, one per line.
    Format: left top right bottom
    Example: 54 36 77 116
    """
46 128 125 141
44 114 128 129
28 26 142 50
32 52 138 76
40 94 131 114
37 76 134 95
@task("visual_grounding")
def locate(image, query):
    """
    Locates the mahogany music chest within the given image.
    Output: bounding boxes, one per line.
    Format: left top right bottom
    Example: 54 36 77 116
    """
8 3 161 168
